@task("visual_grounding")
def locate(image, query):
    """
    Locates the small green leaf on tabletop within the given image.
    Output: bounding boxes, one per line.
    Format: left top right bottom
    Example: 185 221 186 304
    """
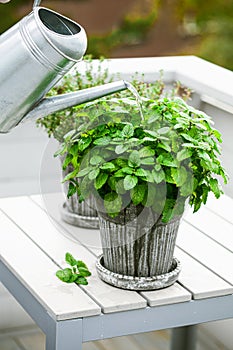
76 276 88 285
56 253 91 285
78 267 92 277
56 268 73 283
66 252 77 266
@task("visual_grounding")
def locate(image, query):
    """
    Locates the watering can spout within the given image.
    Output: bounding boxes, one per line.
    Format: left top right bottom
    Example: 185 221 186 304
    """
25 80 128 121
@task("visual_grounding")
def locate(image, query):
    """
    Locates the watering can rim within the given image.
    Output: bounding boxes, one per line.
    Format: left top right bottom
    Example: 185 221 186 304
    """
30 6 87 62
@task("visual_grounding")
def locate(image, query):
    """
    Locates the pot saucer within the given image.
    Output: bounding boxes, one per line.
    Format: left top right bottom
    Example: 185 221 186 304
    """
96 255 181 291
60 202 99 229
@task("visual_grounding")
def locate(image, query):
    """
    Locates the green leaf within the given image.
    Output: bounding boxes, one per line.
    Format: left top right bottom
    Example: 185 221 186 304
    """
157 153 177 167
139 146 155 158
213 129 222 142
78 267 92 277
67 182 77 198
114 169 126 177
157 142 171 152
80 175 92 199
76 260 88 269
121 123 134 138
135 168 148 177
124 175 138 190
115 158 128 167
171 166 187 187
93 136 111 145
100 162 116 170
69 143 79 156
108 177 117 191
90 155 103 166
115 179 126 194
140 157 155 165
129 150 141 167
180 133 196 143
162 199 176 223
157 126 170 134
142 183 156 207
115 144 128 154
177 148 192 161
148 112 160 123
144 170 154 182
56 268 73 282
76 276 88 285
121 167 134 174
62 153 73 170
180 177 194 197
62 168 79 182
209 178 221 198
76 167 91 177
65 252 77 266
154 164 161 171
54 143 66 157
152 169 165 183
144 130 158 138
130 184 147 205
95 172 108 189
78 136 92 152
88 168 100 180
104 192 122 217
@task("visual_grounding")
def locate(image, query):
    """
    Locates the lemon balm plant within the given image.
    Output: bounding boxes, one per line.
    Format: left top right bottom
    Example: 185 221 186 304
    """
36 56 168 228
56 95 228 290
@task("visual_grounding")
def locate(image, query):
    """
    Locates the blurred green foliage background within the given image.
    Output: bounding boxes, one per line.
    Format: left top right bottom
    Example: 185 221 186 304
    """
0 0 232 70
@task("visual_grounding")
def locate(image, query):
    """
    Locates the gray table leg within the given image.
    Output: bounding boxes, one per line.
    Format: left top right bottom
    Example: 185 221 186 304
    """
171 325 197 350
46 318 83 350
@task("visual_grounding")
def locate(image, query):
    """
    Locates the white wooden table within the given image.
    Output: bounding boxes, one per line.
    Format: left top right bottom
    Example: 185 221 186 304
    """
0 193 233 350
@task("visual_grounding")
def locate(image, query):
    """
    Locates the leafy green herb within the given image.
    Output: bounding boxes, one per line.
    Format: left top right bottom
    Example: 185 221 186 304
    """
57 95 228 223
56 252 91 285
37 57 227 223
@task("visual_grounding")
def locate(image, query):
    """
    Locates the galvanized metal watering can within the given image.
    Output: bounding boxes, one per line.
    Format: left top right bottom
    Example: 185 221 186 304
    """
0 0 127 133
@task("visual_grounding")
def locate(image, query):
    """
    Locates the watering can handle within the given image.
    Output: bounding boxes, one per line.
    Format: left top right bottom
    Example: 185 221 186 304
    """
33 0 41 8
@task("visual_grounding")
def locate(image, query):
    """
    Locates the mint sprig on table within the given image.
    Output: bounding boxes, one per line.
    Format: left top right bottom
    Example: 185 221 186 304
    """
56 252 91 285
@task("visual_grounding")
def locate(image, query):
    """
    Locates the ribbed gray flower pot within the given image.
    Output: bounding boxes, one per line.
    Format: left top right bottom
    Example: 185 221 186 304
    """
60 155 99 229
96 205 181 290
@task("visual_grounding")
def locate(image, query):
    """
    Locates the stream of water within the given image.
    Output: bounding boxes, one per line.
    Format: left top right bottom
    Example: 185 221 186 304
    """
124 81 144 121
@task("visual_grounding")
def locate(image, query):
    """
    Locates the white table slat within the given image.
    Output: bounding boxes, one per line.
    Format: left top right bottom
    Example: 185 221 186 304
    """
0 211 100 320
140 283 191 306
206 194 233 225
175 247 233 299
32 194 193 307
185 207 233 252
0 197 147 314
177 221 233 285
